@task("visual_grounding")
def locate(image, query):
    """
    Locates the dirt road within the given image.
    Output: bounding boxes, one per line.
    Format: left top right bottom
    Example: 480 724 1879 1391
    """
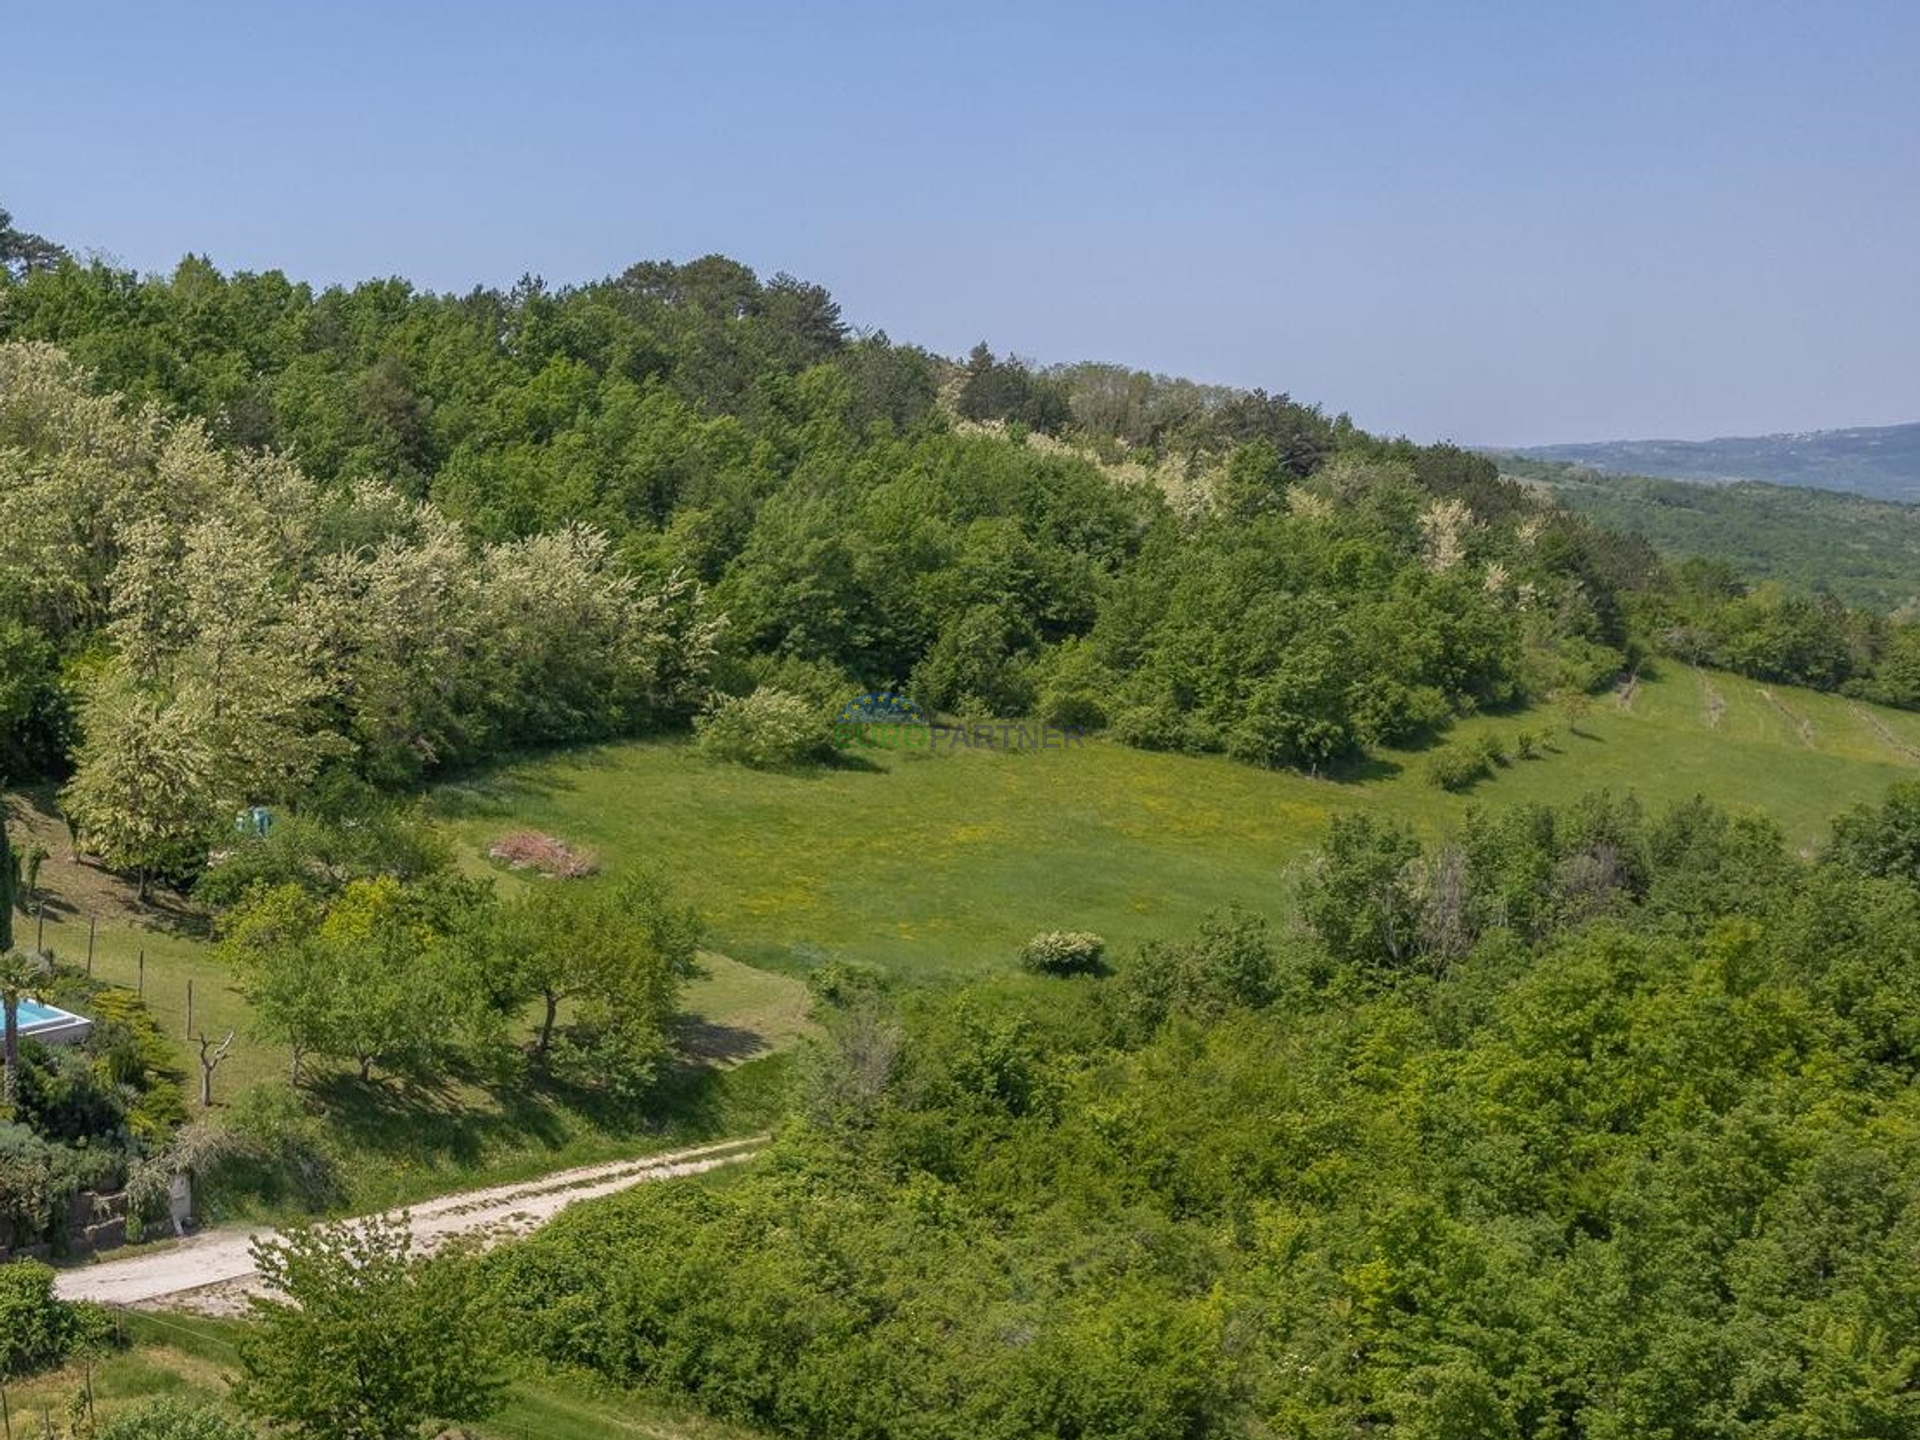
54 1135 766 1313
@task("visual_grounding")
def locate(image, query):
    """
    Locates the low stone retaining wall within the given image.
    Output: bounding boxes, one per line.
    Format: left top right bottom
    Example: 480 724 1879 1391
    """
0 1188 135 1263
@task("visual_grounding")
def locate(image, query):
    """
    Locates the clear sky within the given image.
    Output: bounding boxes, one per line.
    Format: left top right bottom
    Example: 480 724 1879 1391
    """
6 0 1916 445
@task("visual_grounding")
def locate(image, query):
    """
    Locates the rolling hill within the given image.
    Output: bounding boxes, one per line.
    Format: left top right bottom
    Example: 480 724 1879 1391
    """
1499 454 1920 610
1502 419 1920 500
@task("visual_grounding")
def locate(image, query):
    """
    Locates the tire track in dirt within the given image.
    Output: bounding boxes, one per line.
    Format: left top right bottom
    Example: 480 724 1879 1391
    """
1758 687 1817 748
1850 702 1920 764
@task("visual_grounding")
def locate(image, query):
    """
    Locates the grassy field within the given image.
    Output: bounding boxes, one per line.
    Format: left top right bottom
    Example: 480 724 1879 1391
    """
430 664 1920 985
7 662 1920 1214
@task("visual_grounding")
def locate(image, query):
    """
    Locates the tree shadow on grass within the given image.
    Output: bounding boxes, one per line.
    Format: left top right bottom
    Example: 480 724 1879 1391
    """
1319 753 1404 785
428 768 583 821
308 1067 582 1172
644 1057 786 1139
132 889 213 939
674 1017 770 1066
25 893 80 924
306 1044 790 1180
821 749 888 775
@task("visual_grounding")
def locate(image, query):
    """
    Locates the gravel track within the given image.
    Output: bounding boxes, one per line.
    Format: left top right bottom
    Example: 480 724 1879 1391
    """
53 1135 766 1313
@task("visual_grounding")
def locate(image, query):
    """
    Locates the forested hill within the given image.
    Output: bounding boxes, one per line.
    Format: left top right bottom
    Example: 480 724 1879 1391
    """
1501 455 1920 612
0 230 1643 809
9 212 1920 897
1504 420 1920 500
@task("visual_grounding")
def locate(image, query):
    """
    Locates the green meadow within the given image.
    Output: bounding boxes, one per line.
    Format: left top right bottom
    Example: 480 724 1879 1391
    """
433 663 1920 986
11 662 1919 1215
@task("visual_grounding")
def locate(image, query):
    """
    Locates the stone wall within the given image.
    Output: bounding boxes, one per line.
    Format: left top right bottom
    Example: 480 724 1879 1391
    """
0 1188 133 1263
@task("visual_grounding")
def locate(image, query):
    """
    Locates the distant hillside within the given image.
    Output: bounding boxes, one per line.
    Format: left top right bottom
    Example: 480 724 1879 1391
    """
1507 421 1920 501
1501 454 1920 611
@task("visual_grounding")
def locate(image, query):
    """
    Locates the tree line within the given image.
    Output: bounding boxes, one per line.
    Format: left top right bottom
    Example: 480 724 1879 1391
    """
0 343 718 890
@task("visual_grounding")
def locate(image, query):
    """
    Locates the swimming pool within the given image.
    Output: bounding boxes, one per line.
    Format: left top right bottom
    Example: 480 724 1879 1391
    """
8 998 92 1045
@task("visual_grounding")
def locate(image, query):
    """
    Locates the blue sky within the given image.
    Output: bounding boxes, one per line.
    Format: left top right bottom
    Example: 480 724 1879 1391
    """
6 0 1916 445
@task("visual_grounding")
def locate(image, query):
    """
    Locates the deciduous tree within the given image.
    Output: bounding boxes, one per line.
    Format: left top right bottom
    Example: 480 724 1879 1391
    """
235 1214 503 1440
495 870 698 1088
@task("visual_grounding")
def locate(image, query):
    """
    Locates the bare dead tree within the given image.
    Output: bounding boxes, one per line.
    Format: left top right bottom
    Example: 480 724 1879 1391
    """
194 1030 236 1108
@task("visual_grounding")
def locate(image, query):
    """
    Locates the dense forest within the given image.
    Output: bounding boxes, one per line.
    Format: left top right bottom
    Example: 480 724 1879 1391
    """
486 785 1920 1440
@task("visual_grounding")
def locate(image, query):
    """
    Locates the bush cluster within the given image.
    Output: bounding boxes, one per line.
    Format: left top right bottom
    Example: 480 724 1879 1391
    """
0 1261 112 1378
1017 931 1108 975
1424 746 1492 791
695 688 830 768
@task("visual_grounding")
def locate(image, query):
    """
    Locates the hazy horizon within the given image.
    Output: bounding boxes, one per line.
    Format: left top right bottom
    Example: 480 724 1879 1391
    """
8 0 1916 448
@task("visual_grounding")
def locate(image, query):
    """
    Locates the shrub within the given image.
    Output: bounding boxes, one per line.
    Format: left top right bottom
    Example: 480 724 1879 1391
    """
1033 639 1115 735
1110 908 1285 1037
1037 688 1108 734
1354 680 1453 747
1474 733 1510 769
1019 931 1107 976
0 1122 58 1245
16 1043 128 1145
1514 729 1543 760
806 960 889 1008
98 1401 256 1440
1110 700 1189 752
723 654 860 716
1425 748 1492 792
695 688 828 768
0 1261 73 1378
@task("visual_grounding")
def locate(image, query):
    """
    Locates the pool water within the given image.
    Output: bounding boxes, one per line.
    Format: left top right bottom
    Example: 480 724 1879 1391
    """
13 999 66 1027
